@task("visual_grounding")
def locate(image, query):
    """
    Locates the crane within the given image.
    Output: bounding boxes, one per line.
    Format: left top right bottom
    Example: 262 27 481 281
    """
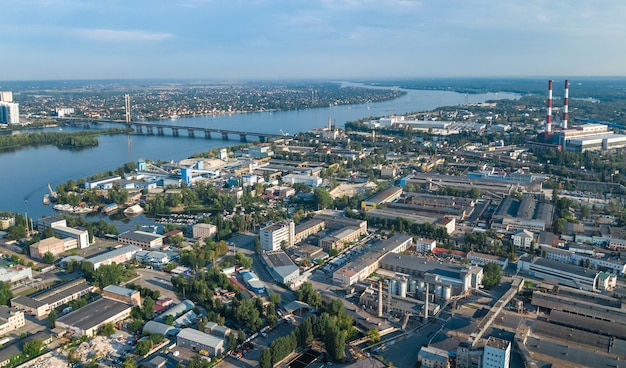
280 129 289 136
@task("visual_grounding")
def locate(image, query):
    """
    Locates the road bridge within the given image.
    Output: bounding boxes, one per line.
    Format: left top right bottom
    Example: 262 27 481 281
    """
55 117 285 142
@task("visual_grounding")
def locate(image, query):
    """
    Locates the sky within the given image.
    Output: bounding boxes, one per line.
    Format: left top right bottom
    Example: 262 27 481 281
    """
1 0 625 80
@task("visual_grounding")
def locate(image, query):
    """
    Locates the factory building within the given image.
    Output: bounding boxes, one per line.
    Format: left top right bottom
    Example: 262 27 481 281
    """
483 337 511 368
55 298 132 336
85 245 141 270
36 217 89 249
360 186 403 211
11 278 93 317
102 285 141 306
490 195 554 233
332 235 413 287
517 255 614 291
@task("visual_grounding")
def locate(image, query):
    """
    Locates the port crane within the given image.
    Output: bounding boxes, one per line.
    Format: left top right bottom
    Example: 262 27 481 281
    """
47 183 58 199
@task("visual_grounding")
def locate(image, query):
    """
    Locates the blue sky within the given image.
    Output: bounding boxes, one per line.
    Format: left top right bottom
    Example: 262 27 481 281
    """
0 0 624 80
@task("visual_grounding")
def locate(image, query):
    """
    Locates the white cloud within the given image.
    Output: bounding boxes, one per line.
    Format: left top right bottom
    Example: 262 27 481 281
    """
74 28 174 42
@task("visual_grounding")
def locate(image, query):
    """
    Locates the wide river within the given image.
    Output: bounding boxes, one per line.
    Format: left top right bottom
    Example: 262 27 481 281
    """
0 83 518 231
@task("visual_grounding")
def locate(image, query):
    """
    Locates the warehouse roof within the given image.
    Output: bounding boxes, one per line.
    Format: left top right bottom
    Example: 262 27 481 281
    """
56 298 130 331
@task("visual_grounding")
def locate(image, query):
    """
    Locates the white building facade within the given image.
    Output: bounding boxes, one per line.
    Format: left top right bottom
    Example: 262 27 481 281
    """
260 221 295 251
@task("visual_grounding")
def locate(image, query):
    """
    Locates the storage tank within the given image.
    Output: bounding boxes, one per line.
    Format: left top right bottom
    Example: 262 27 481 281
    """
435 285 443 300
409 279 417 293
399 278 408 298
390 279 398 296
443 285 452 300
418 280 425 293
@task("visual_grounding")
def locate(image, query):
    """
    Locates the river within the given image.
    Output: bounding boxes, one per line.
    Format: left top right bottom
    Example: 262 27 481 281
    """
0 84 518 231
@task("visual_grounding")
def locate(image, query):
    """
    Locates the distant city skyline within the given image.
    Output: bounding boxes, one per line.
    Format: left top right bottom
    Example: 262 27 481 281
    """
1 0 625 81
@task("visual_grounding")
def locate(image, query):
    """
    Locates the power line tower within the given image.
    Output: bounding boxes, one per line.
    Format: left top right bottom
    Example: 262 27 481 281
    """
124 94 131 123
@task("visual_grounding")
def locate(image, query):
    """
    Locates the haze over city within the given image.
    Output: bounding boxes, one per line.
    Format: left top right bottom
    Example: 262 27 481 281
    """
2 0 626 80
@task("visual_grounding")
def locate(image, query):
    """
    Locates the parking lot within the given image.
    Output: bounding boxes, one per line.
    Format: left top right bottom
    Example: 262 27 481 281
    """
126 268 180 303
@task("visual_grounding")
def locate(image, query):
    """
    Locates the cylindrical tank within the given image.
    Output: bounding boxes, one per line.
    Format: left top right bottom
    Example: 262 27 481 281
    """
399 278 408 298
435 285 443 300
390 279 397 296
409 280 417 293
443 285 452 300
418 280 425 293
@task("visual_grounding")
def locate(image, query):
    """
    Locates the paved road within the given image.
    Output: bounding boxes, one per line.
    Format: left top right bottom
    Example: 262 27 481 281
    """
127 268 180 303
229 232 296 305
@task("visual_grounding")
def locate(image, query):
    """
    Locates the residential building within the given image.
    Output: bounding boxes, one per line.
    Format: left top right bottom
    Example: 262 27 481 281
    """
483 337 511 368
415 238 437 254
260 221 295 251
118 230 164 249
0 91 13 102
0 306 24 336
192 223 217 240
177 328 225 357
0 102 19 124
512 230 533 249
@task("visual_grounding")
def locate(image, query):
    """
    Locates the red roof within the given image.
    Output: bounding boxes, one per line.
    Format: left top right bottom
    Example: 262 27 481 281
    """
432 247 467 257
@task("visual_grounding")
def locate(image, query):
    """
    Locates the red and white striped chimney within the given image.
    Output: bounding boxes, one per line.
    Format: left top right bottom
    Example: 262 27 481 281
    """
562 80 569 129
546 80 553 133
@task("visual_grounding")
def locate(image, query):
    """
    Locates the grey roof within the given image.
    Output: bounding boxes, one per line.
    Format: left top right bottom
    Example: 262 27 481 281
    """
365 186 402 204
56 298 131 331
177 328 224 348
380 253 467 279
103 285 138 297
0 305 18 321
156 300 195 322
36 279 92 305
11 295 47 309
263 250 296 268
530 257 596 279
143 320 177 336
118 231 163 243
85 245 141 265
549 309 626 339
295 218 325 234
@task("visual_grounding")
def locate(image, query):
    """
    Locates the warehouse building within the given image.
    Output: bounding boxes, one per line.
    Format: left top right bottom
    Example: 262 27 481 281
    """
261 250 300 286
102 285 141 306
177 328 225 357
55 298 132 336
11 278 93 317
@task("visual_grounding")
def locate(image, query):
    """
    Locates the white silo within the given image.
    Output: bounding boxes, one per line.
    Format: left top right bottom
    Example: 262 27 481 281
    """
443 285 452 300
435 285 443 300
399 278 408 298
418 280 425 293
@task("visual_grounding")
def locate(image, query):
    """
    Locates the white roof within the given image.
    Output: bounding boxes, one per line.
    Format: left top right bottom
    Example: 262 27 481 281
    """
177 328 224 348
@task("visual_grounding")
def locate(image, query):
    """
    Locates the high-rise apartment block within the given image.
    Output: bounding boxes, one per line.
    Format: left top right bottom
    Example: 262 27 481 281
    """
0 102 19 124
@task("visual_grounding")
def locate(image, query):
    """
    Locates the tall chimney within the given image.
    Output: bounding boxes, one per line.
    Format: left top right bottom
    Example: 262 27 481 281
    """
328 117 331 131
378 281 383 318
563 80 569 129
546 80 553 133
424 283 429 321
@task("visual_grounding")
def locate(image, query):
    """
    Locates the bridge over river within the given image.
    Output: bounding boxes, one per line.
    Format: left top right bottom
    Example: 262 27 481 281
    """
59 117 286 142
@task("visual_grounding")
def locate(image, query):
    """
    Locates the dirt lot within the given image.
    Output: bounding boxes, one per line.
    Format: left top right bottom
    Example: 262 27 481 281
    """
127 268 181 303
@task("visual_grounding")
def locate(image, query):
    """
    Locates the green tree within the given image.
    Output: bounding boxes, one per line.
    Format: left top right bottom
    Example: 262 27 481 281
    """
120 356 137 368
48 309 57 328
366 328 380 343
42 226 56 239
314 187 334 210
254 236 261 254
23 339 44 357
482 263 502 289
99 322 116 336
269 293 281 305
135 340 153 356
127 319 144 333
0 282 13 305
260 348 272 368
42 252 55 264
143 296 155 319
163 315 175 326
227 332 237 351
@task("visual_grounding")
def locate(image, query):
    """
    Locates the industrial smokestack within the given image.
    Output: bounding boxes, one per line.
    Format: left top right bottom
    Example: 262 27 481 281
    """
563 80 569 129
546 80 553 133
378 281 383 318
424 283 429 321
328 117 331 131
